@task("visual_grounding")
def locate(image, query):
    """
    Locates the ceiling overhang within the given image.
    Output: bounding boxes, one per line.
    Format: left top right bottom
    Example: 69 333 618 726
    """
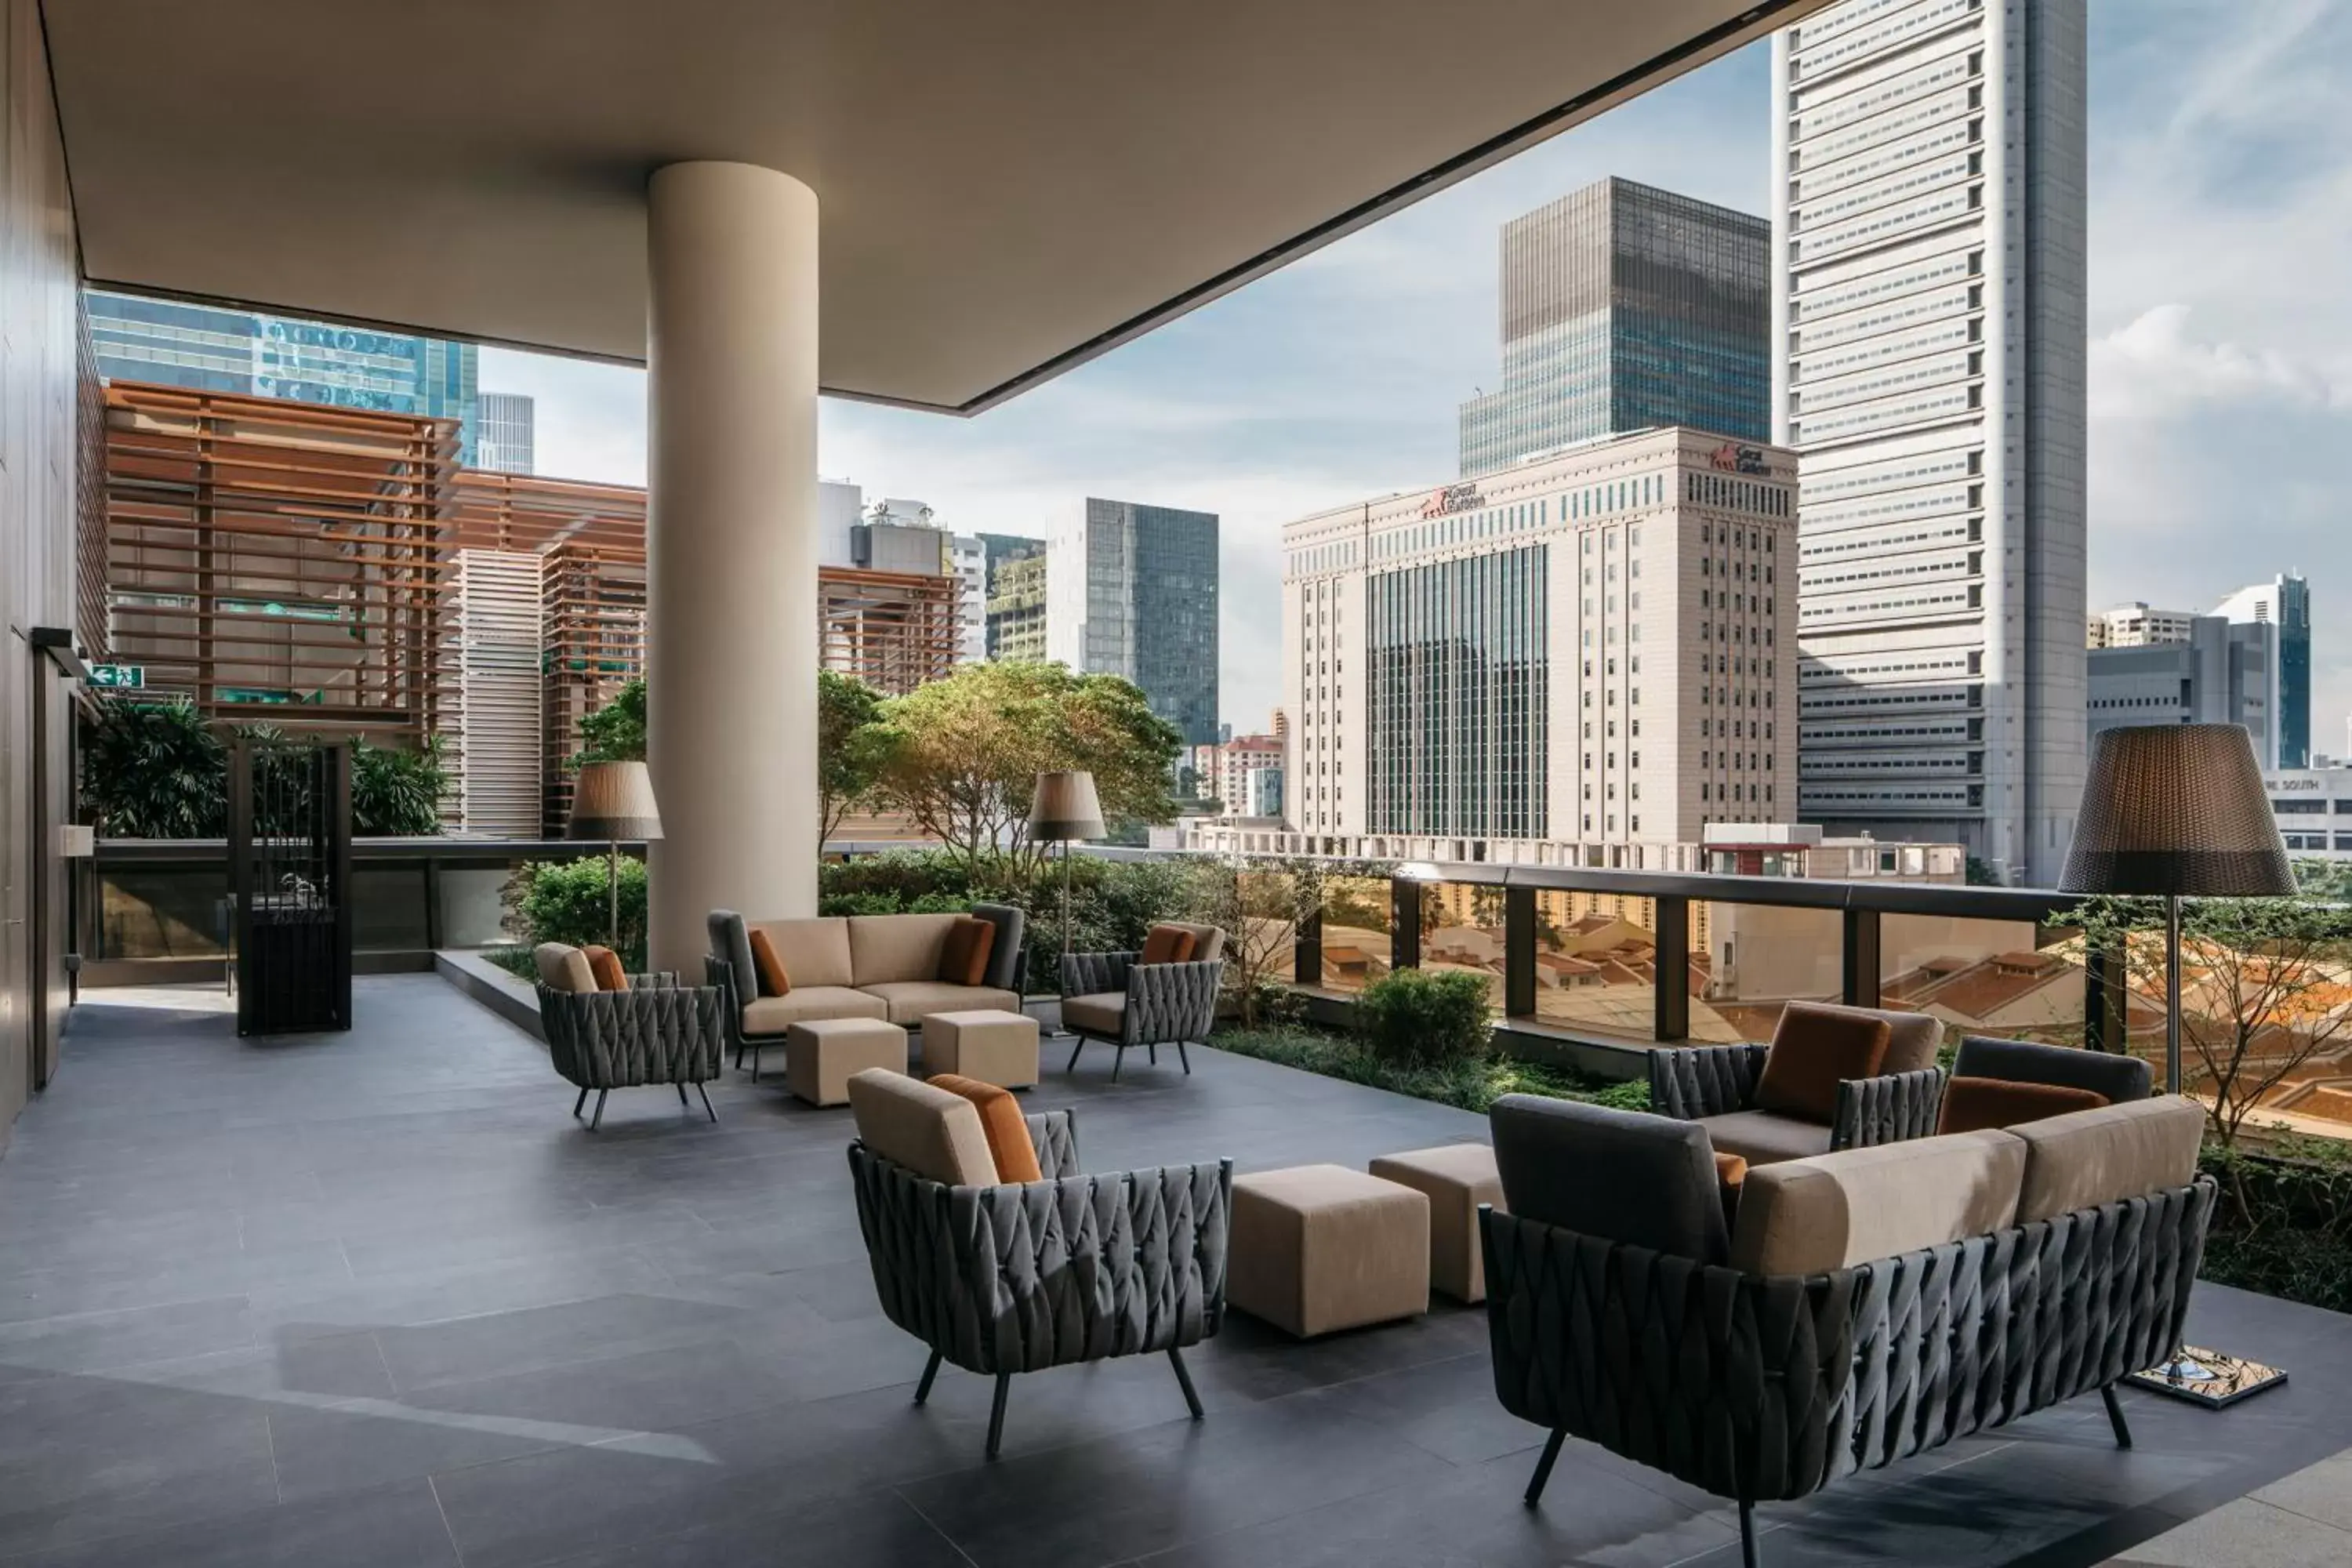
47 0 1826 414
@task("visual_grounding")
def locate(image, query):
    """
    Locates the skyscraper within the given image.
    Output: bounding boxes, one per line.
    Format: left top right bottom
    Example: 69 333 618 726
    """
477 392 535 474
1046 499 1220 745
1774 0 2088 886
1459 178 1769 477
85 289 484 462
2088 615 2276 768
2212 573 2310 768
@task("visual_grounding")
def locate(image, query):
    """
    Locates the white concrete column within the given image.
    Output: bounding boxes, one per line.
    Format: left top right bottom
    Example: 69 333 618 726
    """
645 162 819 971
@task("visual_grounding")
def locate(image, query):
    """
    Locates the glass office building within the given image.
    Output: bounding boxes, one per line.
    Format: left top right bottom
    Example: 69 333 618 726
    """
1460 178 1769 477
477 391 535 474
85 289 483 462
1047 499 1220 746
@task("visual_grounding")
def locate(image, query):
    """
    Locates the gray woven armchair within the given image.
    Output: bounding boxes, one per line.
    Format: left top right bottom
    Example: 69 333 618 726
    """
1649 999 1947 1163
844 1073 1231 1459
1481 1093 2215 1566
535 971 723 1130
1058 921 1225 1081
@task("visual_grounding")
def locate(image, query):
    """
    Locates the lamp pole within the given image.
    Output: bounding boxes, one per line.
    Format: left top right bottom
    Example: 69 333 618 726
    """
2165 891 2183 1096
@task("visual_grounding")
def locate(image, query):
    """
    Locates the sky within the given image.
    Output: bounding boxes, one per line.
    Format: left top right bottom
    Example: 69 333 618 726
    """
483 0 2352 754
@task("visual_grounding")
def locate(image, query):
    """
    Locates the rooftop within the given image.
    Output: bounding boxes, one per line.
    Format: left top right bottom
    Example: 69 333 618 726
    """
3 977 2348 1567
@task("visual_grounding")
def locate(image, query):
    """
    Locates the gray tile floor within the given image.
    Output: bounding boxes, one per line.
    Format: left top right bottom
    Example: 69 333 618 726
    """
2 976 2350 1566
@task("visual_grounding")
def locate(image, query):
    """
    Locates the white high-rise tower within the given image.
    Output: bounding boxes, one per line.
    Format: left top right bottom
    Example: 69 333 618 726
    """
1774 0 2087 886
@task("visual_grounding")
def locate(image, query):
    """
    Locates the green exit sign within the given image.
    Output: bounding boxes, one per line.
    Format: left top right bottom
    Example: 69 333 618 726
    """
89 664 145 689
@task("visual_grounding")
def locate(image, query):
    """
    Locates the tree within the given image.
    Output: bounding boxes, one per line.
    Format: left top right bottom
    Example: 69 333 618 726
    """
2074 894 2352 1147
1186 855 1327 1028
817 670 896 848
351 735 450 836
572 678 646 766
873 662 1181 877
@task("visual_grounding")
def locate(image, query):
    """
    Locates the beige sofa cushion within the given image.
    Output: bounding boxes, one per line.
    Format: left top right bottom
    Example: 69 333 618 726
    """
2008 1097 2205 1223
742 985 888 1033
860 980 1021 1025
750 918 853 989
847 1068 997 1186
1695 1109 1834 1166
533 942 597 993
1062 992 1126 1037
848 913 963 985
1730 1129 2027 1276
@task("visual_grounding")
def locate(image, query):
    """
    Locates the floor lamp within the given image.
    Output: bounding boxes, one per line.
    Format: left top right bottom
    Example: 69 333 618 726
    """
2060 723 2292 1407
1029 770 1104 1033
569 760 664 956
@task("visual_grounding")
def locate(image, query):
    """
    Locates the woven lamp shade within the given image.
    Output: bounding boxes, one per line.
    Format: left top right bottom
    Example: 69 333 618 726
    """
2060 724 2292 897
1029 770 1105 842
568 760 665 842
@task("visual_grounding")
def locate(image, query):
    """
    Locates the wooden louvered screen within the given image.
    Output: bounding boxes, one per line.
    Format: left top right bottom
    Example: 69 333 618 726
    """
452 550 543 836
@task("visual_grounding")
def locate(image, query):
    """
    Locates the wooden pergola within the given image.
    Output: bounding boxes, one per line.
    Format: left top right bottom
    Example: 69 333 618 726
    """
94 382 459 741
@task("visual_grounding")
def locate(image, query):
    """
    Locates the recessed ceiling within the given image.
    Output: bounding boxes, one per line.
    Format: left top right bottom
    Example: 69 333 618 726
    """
46 0 1823 413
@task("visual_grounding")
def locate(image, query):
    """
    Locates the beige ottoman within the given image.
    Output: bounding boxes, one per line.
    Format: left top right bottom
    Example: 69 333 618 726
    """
920 1008 1040 1088
1229 1164 1429 1338
785 1018 908 1107
1370 1143 1504 1304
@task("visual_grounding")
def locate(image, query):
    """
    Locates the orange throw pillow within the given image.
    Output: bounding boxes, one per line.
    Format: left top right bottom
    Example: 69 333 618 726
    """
1753 1008 1892 1124
1140 924 1196 966
581 945 629 993
938 916 997 986
1712 1151 1748 1188
1936 1076 2107 1134
926 1073 1043 1183
748 928 791 999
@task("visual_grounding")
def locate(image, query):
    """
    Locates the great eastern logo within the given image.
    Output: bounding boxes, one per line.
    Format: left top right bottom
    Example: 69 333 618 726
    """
1420 482 1483 518
1711 443 1769 475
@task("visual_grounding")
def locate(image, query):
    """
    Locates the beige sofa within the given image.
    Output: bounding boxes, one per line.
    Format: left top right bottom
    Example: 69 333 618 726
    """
705 909 1025 1073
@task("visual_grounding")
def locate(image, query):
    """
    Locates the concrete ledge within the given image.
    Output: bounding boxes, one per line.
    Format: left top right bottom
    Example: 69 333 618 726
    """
435 949 544 1042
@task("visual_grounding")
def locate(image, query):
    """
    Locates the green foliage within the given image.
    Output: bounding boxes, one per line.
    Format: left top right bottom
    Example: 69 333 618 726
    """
1212 1022 1650 1117
818 671 897 846
512 855 648 970
2196 1137 2352 1313
1356 967 1494 1066
82 701 227 837
2293 858 2352 902
572 678 646 767
872 661 1182 876
81 701 446 837
1965 855 2002 887
351 735 449 836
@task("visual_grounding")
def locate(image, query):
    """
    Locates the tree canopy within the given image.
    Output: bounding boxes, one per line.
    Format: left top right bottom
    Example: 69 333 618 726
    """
873 661 1181 875
818 670 895 848
572 678 646 766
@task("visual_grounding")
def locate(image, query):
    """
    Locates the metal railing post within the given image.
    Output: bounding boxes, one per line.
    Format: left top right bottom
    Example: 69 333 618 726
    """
1504 885 1536 1019
1653 895 1689 1043
1389 875 1421 975
1842 907 1881 1009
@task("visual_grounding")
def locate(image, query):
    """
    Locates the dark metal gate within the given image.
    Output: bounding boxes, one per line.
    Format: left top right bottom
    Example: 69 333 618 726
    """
228 739 352 1035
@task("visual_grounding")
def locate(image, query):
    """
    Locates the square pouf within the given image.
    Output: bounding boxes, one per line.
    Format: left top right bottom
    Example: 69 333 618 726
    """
785 1018 908 1107
1229 1164 1430 1338
920 1009 1039 1089
1369 1143 1504 1304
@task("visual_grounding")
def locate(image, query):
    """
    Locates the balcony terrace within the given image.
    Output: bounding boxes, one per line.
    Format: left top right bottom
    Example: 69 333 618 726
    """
2 974 2347 1567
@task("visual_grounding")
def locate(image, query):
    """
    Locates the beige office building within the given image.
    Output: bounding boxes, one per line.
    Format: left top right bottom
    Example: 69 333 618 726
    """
1281 426 1798 862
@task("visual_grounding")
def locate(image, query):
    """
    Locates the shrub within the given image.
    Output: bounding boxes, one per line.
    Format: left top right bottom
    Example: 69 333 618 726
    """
1356 968 1494 1066
351 736 449 836
1211 1022 1648 1117
81 700 227 837
514 855 648 971
2197 1137 2352 1313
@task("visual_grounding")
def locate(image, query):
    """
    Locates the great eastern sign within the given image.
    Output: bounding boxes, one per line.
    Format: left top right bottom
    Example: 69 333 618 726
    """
1420 482 1483 518
1710 442 1769 475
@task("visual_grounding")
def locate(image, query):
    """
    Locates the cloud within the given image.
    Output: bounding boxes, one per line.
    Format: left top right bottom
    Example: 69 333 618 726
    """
2089 303 2347 419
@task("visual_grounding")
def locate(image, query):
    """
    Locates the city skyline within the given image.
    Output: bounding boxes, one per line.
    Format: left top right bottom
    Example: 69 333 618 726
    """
459 4 2346 756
